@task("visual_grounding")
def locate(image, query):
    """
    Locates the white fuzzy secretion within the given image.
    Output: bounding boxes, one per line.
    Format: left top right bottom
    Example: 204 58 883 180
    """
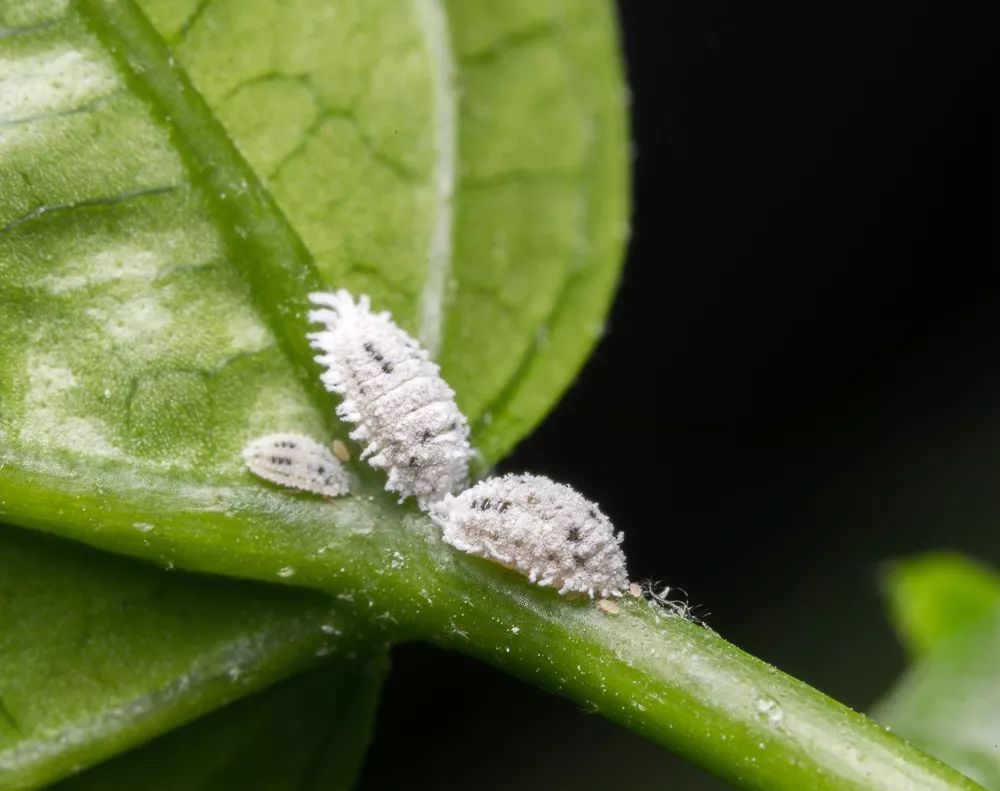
243 433 350 497
307 290 471 508
430 474 628 598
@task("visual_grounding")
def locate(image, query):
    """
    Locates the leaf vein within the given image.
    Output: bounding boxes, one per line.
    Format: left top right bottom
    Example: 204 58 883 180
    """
0 88 123 129
414 0 458 358
0 185 178 239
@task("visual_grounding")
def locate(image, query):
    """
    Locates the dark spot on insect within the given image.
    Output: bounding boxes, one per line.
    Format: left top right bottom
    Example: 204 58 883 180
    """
573 554 588 567
470 499 479 509
382 362 393 374
499 501 511 512
547 552 558 562
316 466 325 475
526 494 539 505
513 538 523 548
421 429 433 443
588 509 597 519
479 498 492 511
566 526 581 542
409 456 418 467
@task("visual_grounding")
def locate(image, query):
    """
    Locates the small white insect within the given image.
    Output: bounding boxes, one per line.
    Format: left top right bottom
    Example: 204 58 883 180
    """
430 473 628 598
307 290 471 508
243 433 350 497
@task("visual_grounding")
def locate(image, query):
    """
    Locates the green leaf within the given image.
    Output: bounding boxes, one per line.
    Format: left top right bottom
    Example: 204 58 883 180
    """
0 524 377 791
55 659 387 791
874 554 1000 789
881 552 1000 657
1 0 626 775
135 0 629 465
877 613 1000 789
0 2 978 789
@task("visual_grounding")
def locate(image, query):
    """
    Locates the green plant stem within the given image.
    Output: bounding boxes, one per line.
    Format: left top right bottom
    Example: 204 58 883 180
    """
0 459 981 791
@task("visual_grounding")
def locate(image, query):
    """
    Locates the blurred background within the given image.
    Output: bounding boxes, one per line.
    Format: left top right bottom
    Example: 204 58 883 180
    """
360 1 992 788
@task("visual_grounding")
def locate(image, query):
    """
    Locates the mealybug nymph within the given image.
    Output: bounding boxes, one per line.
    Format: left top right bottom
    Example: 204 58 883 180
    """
307 290 471 508
430 473 628 598
243 433 350 497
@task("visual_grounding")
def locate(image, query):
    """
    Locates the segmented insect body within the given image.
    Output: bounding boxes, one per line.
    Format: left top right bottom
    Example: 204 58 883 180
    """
243 433 350 497
307 290 471 508
430 474 628 598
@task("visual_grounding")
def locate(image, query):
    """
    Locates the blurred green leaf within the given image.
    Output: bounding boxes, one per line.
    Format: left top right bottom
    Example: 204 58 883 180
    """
56 659 387 791
882 552 1000 657
877 614 1000 789
875 553 1000 788
0 525 375 791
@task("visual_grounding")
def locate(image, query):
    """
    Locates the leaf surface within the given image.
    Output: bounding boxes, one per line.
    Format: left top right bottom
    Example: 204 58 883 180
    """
876 553 1000 788
56 660 387 791
882 552 1000 658
0 0 627 781
0 525 373 791
137 0 629 464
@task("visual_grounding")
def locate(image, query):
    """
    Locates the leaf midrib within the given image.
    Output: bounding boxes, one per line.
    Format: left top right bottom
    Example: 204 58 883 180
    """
75 0 330 422
413 0 457 358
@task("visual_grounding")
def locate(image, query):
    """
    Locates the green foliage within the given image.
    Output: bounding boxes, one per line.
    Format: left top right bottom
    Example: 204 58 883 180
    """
0 1 984 790
877 553 1000 789
881 552 1000 658
56 661 387 791
0 0 627 786
0 526 375 790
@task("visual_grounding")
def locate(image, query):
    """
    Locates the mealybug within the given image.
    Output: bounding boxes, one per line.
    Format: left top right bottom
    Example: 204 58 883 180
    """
243 433 350 497
307 290 471 509
430 473 628 598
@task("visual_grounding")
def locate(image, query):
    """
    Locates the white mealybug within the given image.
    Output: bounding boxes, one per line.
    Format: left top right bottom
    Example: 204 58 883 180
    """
243 433 351 497
430 474 628 598
307 290 471 508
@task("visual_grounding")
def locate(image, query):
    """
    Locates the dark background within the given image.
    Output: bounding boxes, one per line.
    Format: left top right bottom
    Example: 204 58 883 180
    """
361 1 994 788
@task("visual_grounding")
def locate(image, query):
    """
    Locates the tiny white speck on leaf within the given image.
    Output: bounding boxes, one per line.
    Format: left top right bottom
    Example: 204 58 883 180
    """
243 432 350 497
430 473 628 598
307 290 471 508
